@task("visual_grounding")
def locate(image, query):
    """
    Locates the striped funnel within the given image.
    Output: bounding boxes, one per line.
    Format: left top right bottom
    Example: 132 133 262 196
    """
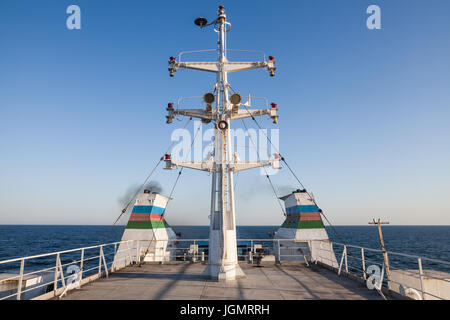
113 190 176 267
278 189 327 238
274 189 338 266
126 190 171 230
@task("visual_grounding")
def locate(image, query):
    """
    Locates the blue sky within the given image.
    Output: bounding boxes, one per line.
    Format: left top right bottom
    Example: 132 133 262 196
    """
0 0 449 226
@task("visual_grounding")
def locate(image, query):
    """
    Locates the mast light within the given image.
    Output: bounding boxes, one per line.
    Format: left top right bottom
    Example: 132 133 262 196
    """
230 93 242 105
203 92 215 104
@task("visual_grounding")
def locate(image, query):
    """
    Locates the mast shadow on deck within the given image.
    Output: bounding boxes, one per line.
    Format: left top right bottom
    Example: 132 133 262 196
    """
112 264 208 282
273 264 320 299
276 264 383 300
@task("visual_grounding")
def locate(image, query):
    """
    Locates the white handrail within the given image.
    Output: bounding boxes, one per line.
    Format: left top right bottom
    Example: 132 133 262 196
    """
178 49 266 62
1 238 449 301
0 240 133 265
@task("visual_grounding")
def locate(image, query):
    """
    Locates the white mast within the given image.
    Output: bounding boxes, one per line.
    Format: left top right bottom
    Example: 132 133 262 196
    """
164 5 280 280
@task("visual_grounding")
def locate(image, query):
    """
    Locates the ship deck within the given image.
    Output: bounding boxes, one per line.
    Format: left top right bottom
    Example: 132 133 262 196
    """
59 261 383 300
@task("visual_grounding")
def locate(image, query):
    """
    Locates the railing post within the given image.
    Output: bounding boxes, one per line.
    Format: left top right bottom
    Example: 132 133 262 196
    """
361 248 366 280
126 241 133 265
338 245 346 276
54 253 59 294
100 246 108 278
112 243 117 271
418 258 425 300
193 240 197 262
98 246 102 276
309 240 316 264
136 240 140 264
277 239 281 264
329 242 333 266
80 248 85 280
16 258 25 300
345 246 348 273
57 253 66 290
318 241 323 264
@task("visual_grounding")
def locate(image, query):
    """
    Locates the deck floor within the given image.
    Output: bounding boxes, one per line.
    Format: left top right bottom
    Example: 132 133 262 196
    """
60 262 382 300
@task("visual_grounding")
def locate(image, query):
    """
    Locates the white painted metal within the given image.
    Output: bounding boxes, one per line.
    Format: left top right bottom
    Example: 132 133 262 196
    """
389 269 450 300
345 246 348 273
274 191 338 267
418 258 425 300
2 239 450 300
361 248 366 280
113 192 177 268
57 254 66 291
100 246 108 278
165 6 279 281
98 247 102 275
80 248 84 280
338 246 346 276
53 254 58 294
0 240 133 300
16 259 24 300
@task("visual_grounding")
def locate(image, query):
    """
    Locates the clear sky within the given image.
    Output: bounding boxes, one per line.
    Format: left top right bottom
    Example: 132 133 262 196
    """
1 0 449 226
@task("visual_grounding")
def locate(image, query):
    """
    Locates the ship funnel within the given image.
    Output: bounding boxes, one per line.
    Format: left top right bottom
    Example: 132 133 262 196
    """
113 191 177 268
274 190 338 267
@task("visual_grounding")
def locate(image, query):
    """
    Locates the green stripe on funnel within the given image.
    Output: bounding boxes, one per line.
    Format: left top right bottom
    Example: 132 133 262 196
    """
298 220 324 229
126 220 169 229
280 219 325 229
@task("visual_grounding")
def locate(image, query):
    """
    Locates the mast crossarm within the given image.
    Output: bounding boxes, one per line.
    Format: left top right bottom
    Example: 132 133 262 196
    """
175 62 219 73
229 154 281 173
230 108 278 122
164 158 215 172
225 61 269 73
168 108 215 122
169 60 275 76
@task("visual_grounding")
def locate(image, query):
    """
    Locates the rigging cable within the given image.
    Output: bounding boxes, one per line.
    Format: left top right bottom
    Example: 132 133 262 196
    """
241 104 346 243
139 121 203 261
238 89 387 301
240 118 286 217
98 117 193 244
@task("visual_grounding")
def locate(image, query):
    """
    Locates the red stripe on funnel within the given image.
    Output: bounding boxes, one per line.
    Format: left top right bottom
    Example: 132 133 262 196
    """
129 213 165 222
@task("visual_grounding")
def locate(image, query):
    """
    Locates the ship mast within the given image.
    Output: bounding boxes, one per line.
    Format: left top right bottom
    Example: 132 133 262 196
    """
164 6 280 280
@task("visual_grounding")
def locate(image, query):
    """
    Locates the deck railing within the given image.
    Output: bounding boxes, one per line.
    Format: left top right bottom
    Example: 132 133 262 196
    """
0 240 135 300
1 238 449 300
314 241 450 300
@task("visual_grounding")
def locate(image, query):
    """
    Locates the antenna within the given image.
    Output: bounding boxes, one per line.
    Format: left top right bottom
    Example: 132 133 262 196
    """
164 5 279 281
369 218 391 280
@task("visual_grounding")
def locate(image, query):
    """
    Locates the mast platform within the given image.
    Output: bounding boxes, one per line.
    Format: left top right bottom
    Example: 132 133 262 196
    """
57 262 383 300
